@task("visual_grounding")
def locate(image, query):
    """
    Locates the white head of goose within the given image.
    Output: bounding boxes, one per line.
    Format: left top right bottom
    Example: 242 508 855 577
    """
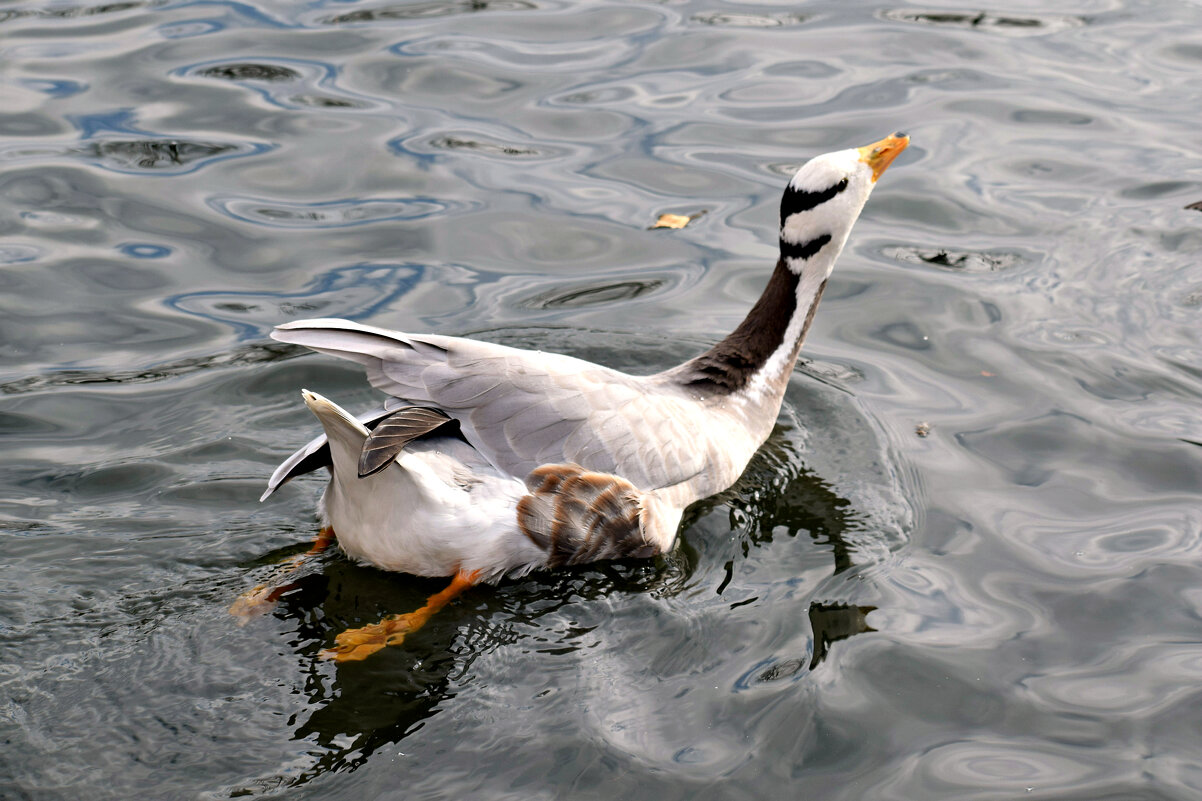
242 133 909 661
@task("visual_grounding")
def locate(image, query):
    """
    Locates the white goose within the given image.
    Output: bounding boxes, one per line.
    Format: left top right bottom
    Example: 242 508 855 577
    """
249 133 908 660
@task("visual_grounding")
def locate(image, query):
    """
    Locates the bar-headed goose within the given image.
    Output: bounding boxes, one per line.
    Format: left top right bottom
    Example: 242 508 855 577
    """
246 133 908 660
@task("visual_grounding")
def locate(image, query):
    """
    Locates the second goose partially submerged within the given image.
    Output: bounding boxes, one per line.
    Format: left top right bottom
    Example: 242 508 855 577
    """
254 133 909 660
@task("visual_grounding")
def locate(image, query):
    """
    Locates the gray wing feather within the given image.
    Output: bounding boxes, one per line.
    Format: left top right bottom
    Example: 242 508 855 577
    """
358 407 456 477
431 371 502 406
271 318 713 489
467 387 536 431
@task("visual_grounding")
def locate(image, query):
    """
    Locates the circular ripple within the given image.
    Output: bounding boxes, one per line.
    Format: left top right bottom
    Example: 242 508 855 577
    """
911 739 1101 791
0 244 41 264
118 243 172 259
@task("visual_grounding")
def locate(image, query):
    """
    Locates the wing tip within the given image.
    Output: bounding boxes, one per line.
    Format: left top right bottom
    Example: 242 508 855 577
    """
275 317 355 329
271 317 381 336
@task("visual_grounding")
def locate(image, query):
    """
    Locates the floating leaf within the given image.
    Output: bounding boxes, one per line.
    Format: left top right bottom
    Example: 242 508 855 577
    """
650 210 705 230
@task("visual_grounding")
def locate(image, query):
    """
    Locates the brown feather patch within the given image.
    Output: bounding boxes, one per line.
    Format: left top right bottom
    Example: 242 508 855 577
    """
517 463 657 568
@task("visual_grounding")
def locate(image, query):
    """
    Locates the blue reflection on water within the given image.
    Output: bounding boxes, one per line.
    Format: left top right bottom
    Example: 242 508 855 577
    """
118 243 173 259
20 78 87 97
157 18 225 39
67 109 143 138
0 244 41 264
159 0 296 31
166 262 424 340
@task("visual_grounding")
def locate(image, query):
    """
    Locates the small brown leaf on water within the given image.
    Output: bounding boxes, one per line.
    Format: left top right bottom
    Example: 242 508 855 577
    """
650 210 706 229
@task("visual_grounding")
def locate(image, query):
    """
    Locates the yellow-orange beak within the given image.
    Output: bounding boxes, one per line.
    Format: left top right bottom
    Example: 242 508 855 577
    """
858 132 909 182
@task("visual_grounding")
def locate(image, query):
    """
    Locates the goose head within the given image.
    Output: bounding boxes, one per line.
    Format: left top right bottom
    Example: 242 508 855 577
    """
779 132 909 279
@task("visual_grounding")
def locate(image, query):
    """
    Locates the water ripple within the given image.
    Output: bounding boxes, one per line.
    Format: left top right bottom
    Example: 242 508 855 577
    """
691 11 809 28
879 8 1092 37
316 0 539 25
6 0 1202 798
391 35 626 71
167 263 425 339
182 57 383 111
404 130 565 161
0 1 148 25
207 195 458 228
0 243 41 264
195 62 300 82
881 738 1108 798
882 244 1027 273
522 277 665 309
0 138 271 175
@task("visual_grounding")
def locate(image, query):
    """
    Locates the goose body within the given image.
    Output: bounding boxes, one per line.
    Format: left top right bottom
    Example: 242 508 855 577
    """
263 134 909 587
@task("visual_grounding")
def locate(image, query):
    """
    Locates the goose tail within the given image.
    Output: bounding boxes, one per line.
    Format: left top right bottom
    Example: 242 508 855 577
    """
300 389 371 479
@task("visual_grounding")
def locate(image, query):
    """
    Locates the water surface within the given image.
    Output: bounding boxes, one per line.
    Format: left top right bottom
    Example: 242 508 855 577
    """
3 1 1202 799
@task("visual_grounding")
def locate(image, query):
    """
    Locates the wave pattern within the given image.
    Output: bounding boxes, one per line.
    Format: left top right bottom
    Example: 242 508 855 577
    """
2 0 1201 799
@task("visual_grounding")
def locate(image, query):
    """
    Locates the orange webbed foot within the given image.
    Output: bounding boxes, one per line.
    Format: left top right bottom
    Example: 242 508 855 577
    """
319 569 481 663
319 612 424 662
229 583 290 622
230 527 336 621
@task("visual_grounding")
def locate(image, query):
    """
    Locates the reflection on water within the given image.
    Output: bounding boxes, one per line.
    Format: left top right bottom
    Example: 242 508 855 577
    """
318 1 538 26
522 277 664 310
878 8 1089 37
168 264 425 339
0 137 268 174
3 0 1202 798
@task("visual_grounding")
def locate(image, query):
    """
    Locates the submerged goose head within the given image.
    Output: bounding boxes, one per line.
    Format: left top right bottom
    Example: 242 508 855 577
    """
779 132 909 281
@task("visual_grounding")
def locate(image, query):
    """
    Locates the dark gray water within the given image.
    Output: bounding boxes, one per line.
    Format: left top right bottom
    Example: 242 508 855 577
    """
3 0 1202 798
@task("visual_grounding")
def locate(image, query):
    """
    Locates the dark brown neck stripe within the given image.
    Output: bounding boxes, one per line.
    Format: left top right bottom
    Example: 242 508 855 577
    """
780 178 847 225
673 258 800 395
779 233 830 262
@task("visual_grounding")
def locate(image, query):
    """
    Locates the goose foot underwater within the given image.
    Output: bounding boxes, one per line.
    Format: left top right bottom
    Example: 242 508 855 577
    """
319 569 482 662
229 526 337 621
245 133 909 661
